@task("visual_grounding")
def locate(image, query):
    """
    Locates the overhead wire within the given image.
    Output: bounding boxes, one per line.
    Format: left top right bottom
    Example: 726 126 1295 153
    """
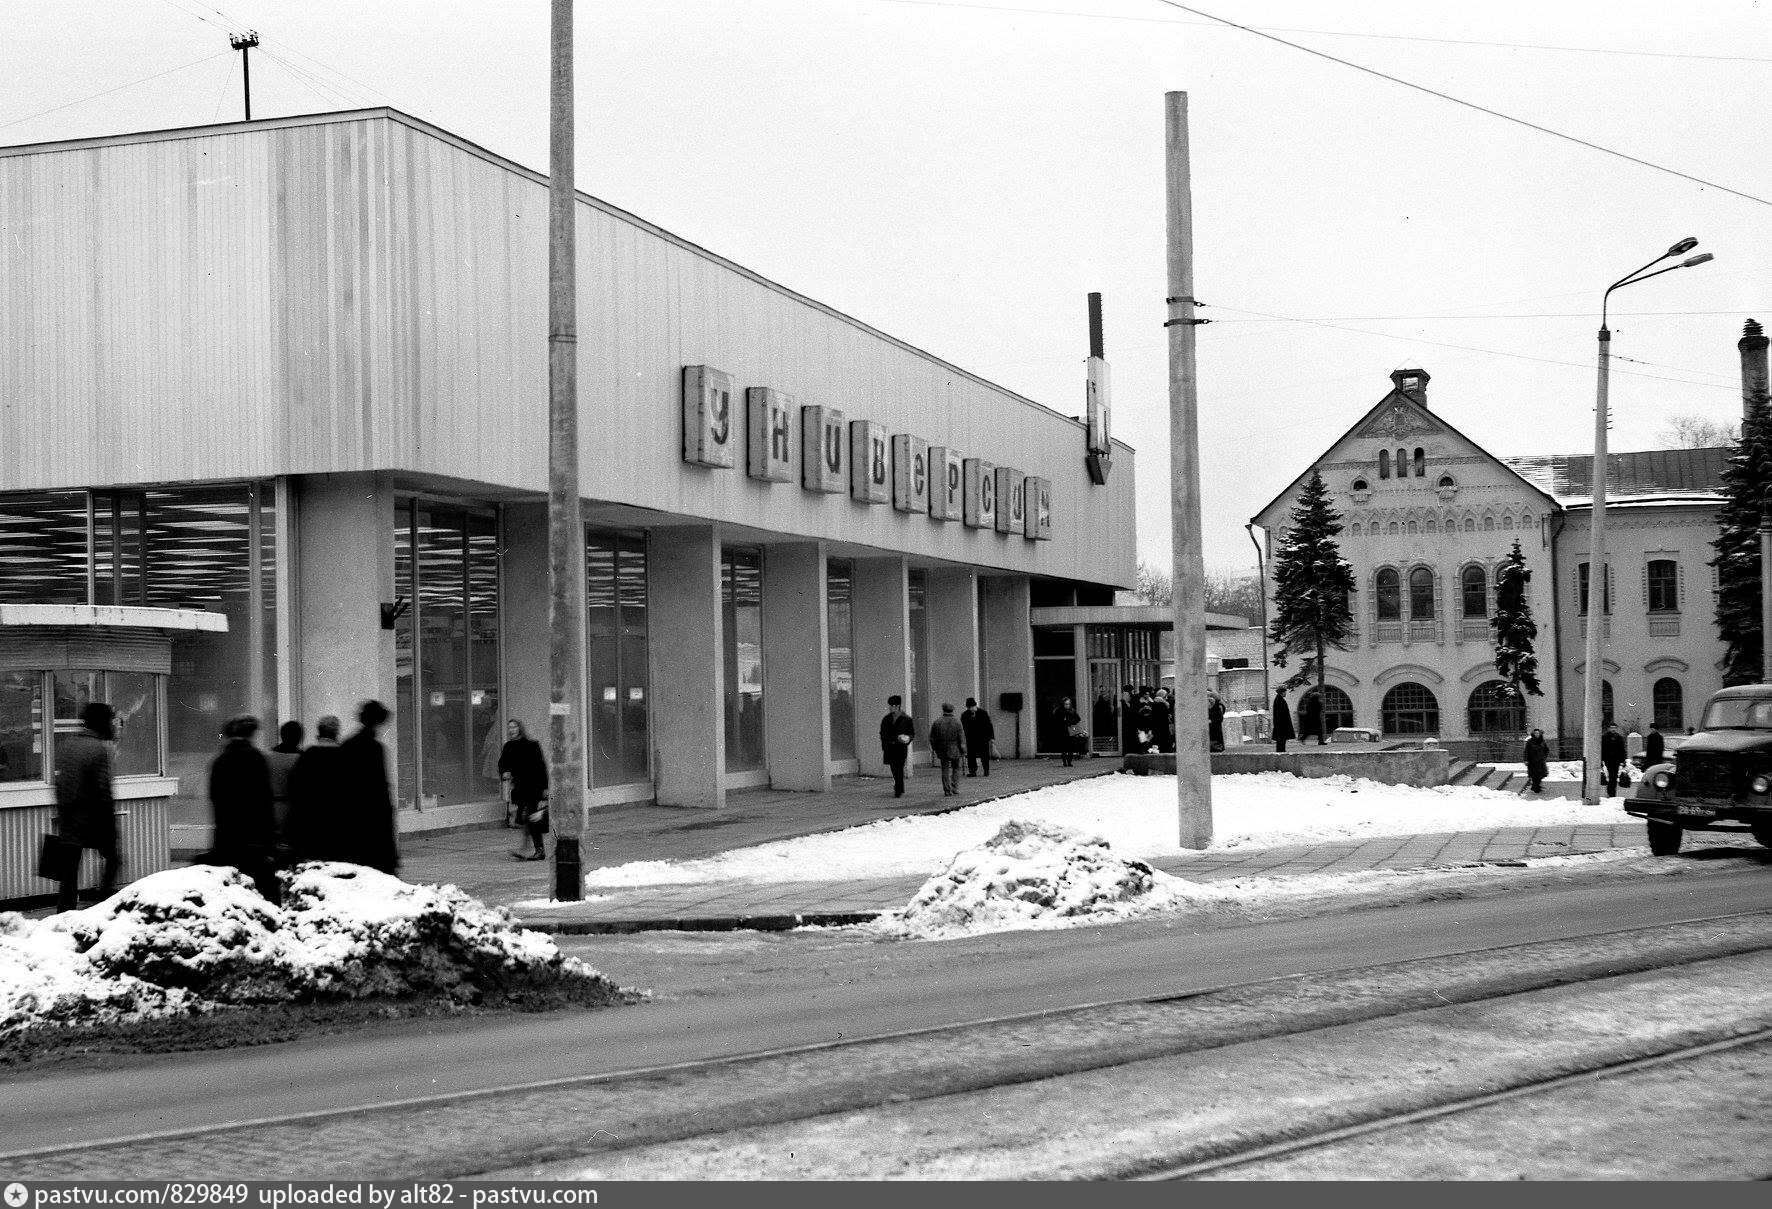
0 52 229 133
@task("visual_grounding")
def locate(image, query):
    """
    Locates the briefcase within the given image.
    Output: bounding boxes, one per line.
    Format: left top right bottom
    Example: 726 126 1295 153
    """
37 833 81 882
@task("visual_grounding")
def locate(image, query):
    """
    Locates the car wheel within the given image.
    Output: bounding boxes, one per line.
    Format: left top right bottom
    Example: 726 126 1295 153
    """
1648 822 1683 856
1751 822 1772 850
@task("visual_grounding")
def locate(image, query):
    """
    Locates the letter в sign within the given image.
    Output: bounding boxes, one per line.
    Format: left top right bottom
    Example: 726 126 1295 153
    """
800 404 846 493
849 420 889 504
994 467 1025 534
746 387 795 483
928 446 963 521
964 458 996 529
892 434 929 514
682 366 736 469
1023 475 1052 540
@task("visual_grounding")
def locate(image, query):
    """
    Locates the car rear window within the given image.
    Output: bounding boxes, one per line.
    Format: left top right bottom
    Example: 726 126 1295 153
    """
1701 697 1772 729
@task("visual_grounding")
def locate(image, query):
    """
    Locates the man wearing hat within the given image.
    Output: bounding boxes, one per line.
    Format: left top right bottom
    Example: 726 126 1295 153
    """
929 703 967 797
52 702 121 912
878 695 916 798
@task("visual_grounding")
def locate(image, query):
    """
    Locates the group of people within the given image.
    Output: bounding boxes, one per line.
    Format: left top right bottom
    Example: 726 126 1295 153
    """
879 696 997 797
1522 721 1667 796
1270 687 1333 753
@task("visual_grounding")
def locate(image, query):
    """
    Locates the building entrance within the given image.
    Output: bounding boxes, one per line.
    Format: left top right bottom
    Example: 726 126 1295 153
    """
1088 659 1121 754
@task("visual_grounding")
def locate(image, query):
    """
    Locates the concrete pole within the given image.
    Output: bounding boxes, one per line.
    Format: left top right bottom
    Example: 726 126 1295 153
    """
1761 518 1772 686
547 0 588 899
1580 327 1610 804
1164 92 1212 849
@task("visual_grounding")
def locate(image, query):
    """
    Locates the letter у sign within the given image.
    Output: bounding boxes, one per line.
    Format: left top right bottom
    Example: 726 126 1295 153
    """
1023 475 1052 540
849 420 889 504
891 435 929 514
800 405 846 493
994 467 1025 535
682 366 736 468
963 458 996 529
929 446 963 521
746 388 794 483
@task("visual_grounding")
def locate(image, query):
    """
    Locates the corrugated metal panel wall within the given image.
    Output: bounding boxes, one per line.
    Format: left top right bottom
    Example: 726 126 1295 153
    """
0 793 170 904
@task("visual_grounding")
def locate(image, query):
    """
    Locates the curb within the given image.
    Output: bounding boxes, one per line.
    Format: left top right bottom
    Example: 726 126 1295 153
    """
520 910 884 935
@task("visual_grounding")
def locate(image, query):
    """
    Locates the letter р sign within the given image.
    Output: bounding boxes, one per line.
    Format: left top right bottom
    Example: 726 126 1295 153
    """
800 405 847 493
746 387 795 483
928 446 963 521
682 366 736 468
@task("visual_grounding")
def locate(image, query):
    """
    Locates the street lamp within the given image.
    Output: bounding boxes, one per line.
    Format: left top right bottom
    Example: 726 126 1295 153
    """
1581 238 1714 804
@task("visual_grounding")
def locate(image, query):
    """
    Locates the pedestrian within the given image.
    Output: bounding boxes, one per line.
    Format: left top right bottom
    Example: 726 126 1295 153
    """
1207 690 1226 753
1272 689 1295 754
1644 723 1665 768
206 715 280 900
286 715 349 863
879 695 915 797
1053 697 1083 767
499 719 550 861
266 720 304 844
1297 688 1324 746
51 702 121 913
961 697 995 777
1523 728 1550 793
1134 690 1156 753
1600 721 1627 798
341 700 400 875
929 703 967 796
1151 689 1174 754
1120 683 1137 755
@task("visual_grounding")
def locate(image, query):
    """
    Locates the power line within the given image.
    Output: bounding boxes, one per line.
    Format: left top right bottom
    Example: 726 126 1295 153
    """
1210 308 1767 323
0 53 229 133
1153 0 1772 209
257 49 361 109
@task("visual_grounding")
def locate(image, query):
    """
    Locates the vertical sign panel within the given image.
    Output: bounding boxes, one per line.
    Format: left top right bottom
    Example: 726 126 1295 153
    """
891 434 929 514
745 387 794 483
994 467 1025 534
682 366 736 469
1086 356 1112 454
964 458 996 529
849 420 888 504
1024 475 1052 540
800 405 846 493
929 446 963 521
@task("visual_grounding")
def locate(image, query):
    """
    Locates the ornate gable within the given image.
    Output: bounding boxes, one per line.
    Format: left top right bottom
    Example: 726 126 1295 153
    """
1356 397 1445 441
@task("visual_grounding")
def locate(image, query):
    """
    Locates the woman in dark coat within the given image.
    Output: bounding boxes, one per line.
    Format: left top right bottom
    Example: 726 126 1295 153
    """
499 719 550 861
340 700 400 875
286 715 350 863
1523 728 1550 793
1207 691 1227 752
207 716 280 899
1272 690 1296 754
1053 698 1083 767
1297 688 1324 746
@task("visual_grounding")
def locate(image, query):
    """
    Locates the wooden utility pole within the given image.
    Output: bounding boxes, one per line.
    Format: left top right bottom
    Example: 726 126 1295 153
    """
547 0 588 900
229 31 259 121
1165 91 1212 849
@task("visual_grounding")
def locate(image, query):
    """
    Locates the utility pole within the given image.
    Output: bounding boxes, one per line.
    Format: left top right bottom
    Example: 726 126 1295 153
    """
1164 91 1212 849
547 0 588 900
229 31 259 121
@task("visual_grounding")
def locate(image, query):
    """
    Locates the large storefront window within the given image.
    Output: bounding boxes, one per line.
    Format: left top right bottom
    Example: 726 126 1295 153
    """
908 570 929 728
587 531 650 787
0 491 90 605
827 560 856 760
722 547 765 773
393 503 501 811
0 671 44 782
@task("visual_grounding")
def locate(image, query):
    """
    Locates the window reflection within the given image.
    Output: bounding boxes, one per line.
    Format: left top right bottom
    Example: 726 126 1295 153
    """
588 531 650 787
826 560 855 760
0 491 90 604
722 548 765 772
0 671 43 783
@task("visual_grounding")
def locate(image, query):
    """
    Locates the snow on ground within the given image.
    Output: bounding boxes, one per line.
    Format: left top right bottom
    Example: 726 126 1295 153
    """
1 863 626 1040
583 771 1634 890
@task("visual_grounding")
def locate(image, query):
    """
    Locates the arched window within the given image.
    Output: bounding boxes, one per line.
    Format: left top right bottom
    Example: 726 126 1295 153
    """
1378 450 1390 479
1438 474 1455 490
1409 566 1435 619
1467 680 1526 734
1425 517 1438 533
1375 568 1401 620
1349 523 1362 537
1413 448 1425 477
1319 684 1355 731
1653 678 1683 731
1482 515 1495 531
1407 519 1418 534
1387 521 1400 535
1647 559 1679 612
1382 683 1440 735
1602 680 1614 727
1461 565 1488 617
1580 562 1611 615
1463 517 1476 533
1351 478 1369 493
1502 515 1514 530
1396 448 1409 477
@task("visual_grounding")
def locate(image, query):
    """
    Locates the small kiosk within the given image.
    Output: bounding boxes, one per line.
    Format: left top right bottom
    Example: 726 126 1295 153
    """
0 604 228 907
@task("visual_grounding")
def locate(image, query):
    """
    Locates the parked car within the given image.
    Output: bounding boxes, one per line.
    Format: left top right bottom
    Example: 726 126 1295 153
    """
1627 685 1772 855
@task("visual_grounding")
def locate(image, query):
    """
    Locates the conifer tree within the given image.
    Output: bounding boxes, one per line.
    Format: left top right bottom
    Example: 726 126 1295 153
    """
1267 469 1357 740
1711 391 1772 685
1490 538 1542 704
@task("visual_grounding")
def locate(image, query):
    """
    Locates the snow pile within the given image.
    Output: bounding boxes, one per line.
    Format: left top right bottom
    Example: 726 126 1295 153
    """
2 864 625 1040
874 820 1192 940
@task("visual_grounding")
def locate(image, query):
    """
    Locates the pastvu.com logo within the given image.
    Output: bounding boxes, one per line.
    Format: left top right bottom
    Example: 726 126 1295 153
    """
4 1182 28 1208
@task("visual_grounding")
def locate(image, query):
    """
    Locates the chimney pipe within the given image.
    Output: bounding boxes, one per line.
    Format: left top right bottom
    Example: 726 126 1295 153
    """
1741 319 1769 417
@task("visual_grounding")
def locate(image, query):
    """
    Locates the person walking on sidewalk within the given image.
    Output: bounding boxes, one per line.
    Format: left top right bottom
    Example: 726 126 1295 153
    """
52 702 121 913
266 720 304 845
207 716 280 901
286 715 348 863
879 695 915 798
1054 697 1083 767
1644 723 1666 769
961 697 995 777
1601 722 1627 797
341 700 400 875
1272 689 1295 754
1523 728 1550 794
499 719 550 861
929 703 967 796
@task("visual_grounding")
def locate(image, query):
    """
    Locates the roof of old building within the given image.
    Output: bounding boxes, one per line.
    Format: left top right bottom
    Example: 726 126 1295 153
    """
1501 446 1731 506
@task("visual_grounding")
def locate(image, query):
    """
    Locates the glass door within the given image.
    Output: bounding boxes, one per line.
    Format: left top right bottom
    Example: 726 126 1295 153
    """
1088 660 1121 754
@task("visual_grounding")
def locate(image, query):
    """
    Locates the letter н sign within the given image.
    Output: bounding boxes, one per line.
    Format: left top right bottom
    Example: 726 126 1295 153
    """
746 387 794 483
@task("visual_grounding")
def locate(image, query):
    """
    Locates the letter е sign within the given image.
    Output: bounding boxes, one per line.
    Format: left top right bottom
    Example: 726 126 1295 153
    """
746 387 794 483
682 366 736 469
891 435 929 514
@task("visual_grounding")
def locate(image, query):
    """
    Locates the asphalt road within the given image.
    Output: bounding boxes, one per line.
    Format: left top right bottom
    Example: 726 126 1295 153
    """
4 860 1768 1156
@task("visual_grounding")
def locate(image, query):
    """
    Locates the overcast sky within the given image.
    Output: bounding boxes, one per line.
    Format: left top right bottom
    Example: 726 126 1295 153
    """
6 0 1768 577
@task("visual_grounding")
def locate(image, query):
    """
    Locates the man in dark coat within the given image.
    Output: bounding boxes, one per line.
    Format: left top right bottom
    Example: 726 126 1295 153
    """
928 703 967 796
1523 728 1550 793
879 695 915 798
1151 689 1174 754
1600 722 1628 797
207 715 279 900
1120 684 1137 755
1644 724 1666 769
1272 690 1296 754
286 715 350 863
53 702 120 913
960 697 995 777
341 700 400 874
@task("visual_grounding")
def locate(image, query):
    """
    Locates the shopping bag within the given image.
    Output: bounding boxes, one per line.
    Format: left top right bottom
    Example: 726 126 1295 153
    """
989 740 1001 759
37 834 81 882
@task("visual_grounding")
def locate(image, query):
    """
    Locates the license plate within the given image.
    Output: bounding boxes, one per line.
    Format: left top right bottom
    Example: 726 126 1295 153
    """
1675 805 1716 818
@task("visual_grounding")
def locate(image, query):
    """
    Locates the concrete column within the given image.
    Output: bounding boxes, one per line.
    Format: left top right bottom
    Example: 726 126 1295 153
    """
648 526 725 808
294 471 397 752
500 502 553 753
925 567 979 726
852 556 911 777
979 575 1034 759
762 542 831 791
